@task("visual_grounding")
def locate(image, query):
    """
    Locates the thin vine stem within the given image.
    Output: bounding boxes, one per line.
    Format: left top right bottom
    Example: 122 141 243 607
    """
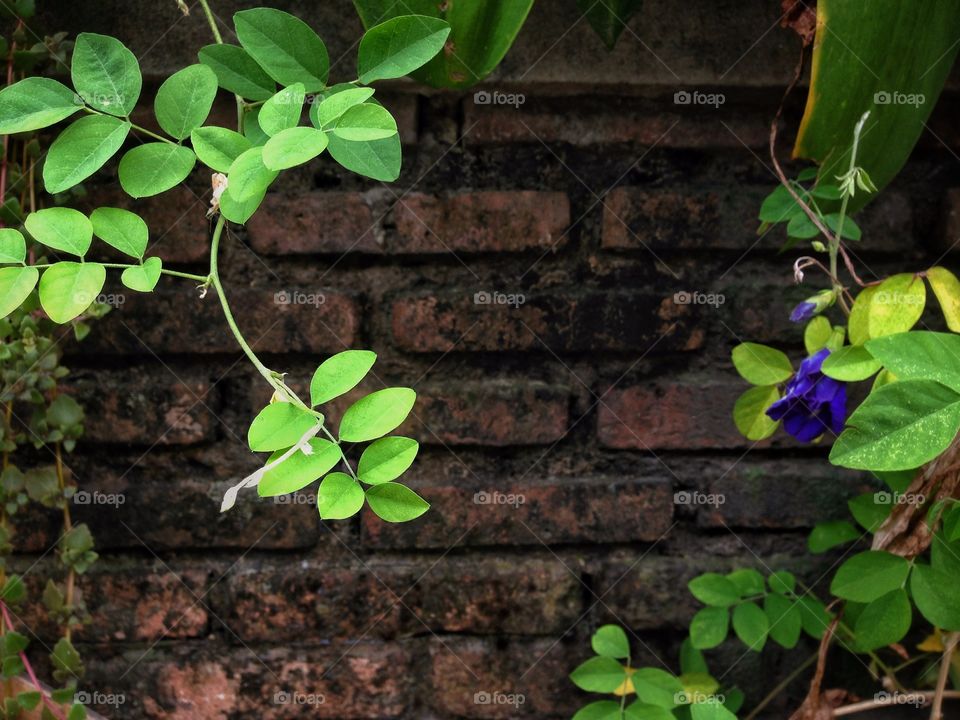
27 263 208 283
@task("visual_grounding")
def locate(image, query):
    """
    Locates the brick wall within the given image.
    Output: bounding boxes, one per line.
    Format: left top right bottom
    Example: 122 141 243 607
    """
20 1 960 718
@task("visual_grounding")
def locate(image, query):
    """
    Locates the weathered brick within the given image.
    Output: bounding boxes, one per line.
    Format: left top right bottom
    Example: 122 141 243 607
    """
216 557 580 641
392 291 703 353
75 367 218 445
246 192 381 255
391 191 569 253
939 187 960 253
598 375 751 450
81 287 358 355
363 476 673 549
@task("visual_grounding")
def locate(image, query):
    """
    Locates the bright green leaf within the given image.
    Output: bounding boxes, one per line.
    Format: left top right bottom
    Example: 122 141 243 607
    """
853 589 911 651
191 126 253 173
247 402 319 452
24 208 92 257
317 471 365 520
258 438 341 496
731 343 793 385
43 115 130 194
339 387 416 443
262 126 328 171
804 316 832 355
0 229 25 264
357 15 451 84
118 143 196 198
821 345 881 381
865 331 960 393
911 563 960 630
259 83 305 137
733 385 779 441
198 44 276 101
327 132 401 181
332 102 398 141
0 77 81 134
120 257 162 292
38 262 106 323
848 285 879 345
764 593 802 649
689 606 729 649
868 273 925 338
569 656 628 693
90 206 148 258
688 573 740 607
313 86 375 127
357 436 419 485
591 624 630 659
365 482 429 522
234 8 329 91
572 701 622 720
768 570 796 594
154 63 218 140
631 668 683 709
0 267 38 318
226 147 278 203
830 550 910 603
310 350 377 406
927 266 960 332
71 33 141 115
732 602 769 652
808 520 861 553
726 568 765 597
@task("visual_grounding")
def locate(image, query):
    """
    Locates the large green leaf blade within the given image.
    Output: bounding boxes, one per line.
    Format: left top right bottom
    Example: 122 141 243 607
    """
853 589 911 651
830 551 910 603
310 350 377 406
43 115 130 194
190 126 252 173
0 267 39 318
0 77 82 134
262 127 328 171
327 132 401 182
38 262 106 323
233 8 329 91
154 63 218 140
357 437 418 485
357 14 451 84
71 32 142 116
118 143 196 198
317 472 365 520
258 438 341 497
197 44 276 101
830 379 960 471
365 482 429 522
89 207 148 259
226 147 278 203
865 331 960 392
247 402 319 452
24 208 92 257
339 387 416 443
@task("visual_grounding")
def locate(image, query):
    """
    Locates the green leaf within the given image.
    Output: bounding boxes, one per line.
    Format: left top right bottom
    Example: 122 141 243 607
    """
731 343 793 385
690 701 738 720
0 77 81 133
38 262 106 323
43 115 130 194
90 206 147 258
726 568 765 597
121 257 162 292
333 103 398 142
927 266 960 332
569 656 627 693
258 83 305 137
804 316 832 354
758 184 805 224
865 331 960 393
118 143 196 198
67 704 86 720
576 0 643 49
262 127 328 171
0 229 25 264
787 212 819 239
226 147 278 203
797 596 832 639
357 437 419 485
258 438 341 496
853 589 911 651
732 602 768 652
339 387 416 443
679 637 708 675
154 63 218 140
198 44 276 101
764 593 802 649
313 86 375 127
688 573 740 607
247 402 319 452
591 624 630 659
733 385 779 441
911 563 960 630
219 187 266 225
365 482 429 522
327 132 401 182
868 273 926 338
243 106 270 146
0 267 38 318
317 471 365 520
357 15 451 84
821 345 881 381
768 570 796 594
830 379 960 471
25 208 92 257
572 701 622 720
234 8 329 91
47 395 83 427
72 33 141 115
191 126 253 173
848 492 891 533
689 606 729 649
830 550 910 603
823 213 862 241
310 350 377 406
847 285 878 346
632 668 683 709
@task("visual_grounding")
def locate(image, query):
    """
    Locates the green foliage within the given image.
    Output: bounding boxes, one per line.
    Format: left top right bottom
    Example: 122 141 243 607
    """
317 472 365 520
90 207 148 258
233 8 329 91
0 77 80 134
154 63 218 140
364 482 429 522
71 33 141 115
829 551 910 603
339 387 416 442
198 44 276 101
190 126 252 173
257 438 340 497
357 15 451 84
732 385 779 441
24 207 92 256
310 350 377 406
357 437 419 485
118 143 197 198
120 257 162 292
43 115 130 194
247 402 320 452
259 83 306 136
730 343 792 385
262 127 328 171
576 0 643 49
38 263 105 324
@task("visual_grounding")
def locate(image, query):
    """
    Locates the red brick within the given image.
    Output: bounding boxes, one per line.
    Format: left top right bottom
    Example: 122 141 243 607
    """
939 187 960 253
391 191 569 253
246 192 381 255
75 367 217 445
363 476 673 549
82 287 358 355
598 376 750 450
391 291 703 353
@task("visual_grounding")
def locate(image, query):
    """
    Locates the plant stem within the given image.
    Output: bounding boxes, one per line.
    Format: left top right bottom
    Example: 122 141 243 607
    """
931 632 960 720
744 651 818 720
26 263 208 283
196 0 223 43
53 442 75 642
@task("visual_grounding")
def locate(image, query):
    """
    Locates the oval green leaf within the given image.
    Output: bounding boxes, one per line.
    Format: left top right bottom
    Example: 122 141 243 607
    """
154 63 218 140
247 402 319 452
38 262 106 323
928 266 960 332
332 103 398 142
90 207 148 258
733 385 779 441
868 273 925 338
313 86 375 128
830 550 910 603
357 437 419 485
689 606 729 650
732 602 768 652
731 343 793 385
357 15 451 84
118 143 196 198
24 208 93 257
197 44 276 101
821 345 882 382
339 387 416 443
853 588 911 651
258 83 305 137
262 127 328 171
120 257 162 293
234 8 329 91
191 126 253 173
310 349 377 406
226 147 278 203
0 229 25 264
327 132 401 182
258 438 341 497
365 482 429 522
72 32 141 115
0 267 39 318
0 77 81 134
591 624 630 659
317 472 364 520
43 115 130 194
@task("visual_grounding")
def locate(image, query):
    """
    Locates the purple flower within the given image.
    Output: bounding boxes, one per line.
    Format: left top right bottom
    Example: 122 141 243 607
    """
766 348 847 442
790 301 817 323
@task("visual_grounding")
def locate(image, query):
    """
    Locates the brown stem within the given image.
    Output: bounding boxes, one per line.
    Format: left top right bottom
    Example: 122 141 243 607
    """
931 633 960 720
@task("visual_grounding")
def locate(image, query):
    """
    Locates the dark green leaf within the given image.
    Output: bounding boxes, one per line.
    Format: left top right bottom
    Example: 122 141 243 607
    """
72 32 141 115
43 115 130 194
118 143 197 198
154 63 218 140
234 8 329 91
